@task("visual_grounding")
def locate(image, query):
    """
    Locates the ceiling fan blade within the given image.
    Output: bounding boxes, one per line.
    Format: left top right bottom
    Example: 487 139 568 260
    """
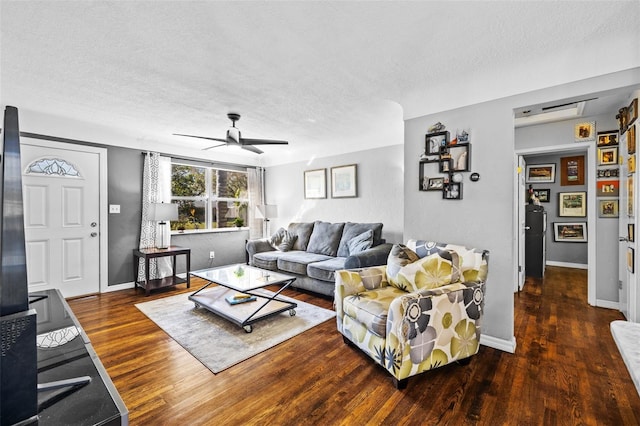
202 143 227 150
241 144 263 154
173 133 228 143
240 138 289 145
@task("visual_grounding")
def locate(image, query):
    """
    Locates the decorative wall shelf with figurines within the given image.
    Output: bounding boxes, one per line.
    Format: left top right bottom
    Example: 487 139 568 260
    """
419 122 476 199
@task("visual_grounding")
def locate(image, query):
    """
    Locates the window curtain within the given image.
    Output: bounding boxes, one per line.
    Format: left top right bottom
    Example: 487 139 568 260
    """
248 167 264 239
138 152 173 282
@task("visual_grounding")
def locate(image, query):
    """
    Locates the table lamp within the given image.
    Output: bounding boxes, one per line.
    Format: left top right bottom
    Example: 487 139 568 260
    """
150 202 179 249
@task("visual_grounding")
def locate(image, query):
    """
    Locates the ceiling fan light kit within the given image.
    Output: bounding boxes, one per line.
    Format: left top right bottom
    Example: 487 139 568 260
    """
173 113 289 154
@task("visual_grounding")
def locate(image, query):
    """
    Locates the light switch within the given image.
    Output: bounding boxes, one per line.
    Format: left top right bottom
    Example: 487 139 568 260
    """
109 204 121 214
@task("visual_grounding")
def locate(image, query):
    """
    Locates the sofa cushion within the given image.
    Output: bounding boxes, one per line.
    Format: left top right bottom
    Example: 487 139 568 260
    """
347 230 374 255
343 286 407 338
306 221 345 256
269 227 297 251
277 251 333 276
337 222 383 257
387 244 420 289
253 250 305 271
395 251 460 292
306 257 347 283
287 222 315 251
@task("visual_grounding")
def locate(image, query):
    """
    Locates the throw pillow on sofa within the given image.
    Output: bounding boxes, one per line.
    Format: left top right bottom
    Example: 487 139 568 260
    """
347 229 374 255
306 221 345 256
269 227 297 252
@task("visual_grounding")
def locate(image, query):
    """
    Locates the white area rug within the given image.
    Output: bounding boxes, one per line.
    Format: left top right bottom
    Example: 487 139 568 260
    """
611 320 640 398
135 290 335 373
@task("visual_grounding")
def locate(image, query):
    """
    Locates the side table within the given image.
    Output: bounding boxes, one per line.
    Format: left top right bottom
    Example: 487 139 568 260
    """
133 246 191 296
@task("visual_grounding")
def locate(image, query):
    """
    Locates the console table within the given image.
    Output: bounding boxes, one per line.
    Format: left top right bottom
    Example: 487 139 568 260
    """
133 246 191 296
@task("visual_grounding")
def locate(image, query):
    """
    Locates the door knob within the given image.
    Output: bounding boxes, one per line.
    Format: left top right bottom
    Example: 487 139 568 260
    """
91 232 98 237
91 222 97 227
524 226 531 230
620 237 629 242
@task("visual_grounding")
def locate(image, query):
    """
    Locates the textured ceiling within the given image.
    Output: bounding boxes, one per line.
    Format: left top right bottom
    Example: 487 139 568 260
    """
1 1 639 166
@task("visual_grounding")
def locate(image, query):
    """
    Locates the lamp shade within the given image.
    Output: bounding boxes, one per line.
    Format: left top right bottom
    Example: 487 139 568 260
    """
149 202 178 222
255 204 277 219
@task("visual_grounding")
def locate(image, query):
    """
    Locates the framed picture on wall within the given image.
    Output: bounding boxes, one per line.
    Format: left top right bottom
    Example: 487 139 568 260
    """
525 164 556 183
628 125 636 154
628 98 638 126
598 147 618 165
596 179 620 197
553 222 587 242
628 247 635 273
629 176 634 217
303 168 326 199
597 130 618 147
558 192 586 217
533 188 550 203
331 164 357 198
560 155 584 186
598 199 619 218
629 223 635 242
575 121 595 142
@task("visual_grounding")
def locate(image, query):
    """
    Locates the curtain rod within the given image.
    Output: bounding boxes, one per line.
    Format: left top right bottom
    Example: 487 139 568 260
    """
141 151 257 170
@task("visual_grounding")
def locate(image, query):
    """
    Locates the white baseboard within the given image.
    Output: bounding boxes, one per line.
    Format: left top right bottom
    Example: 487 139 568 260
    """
596 299 620 310
480 334 516 354
102 281 134 293
546 260 588 270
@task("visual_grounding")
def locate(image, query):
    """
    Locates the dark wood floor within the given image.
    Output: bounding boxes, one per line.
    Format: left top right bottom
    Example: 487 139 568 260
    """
68 266 640 425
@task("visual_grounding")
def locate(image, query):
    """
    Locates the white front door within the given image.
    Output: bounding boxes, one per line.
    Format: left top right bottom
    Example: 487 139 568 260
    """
21 140 102 298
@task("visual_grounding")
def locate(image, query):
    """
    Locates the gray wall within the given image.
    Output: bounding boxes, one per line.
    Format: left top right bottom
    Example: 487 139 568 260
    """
404 69 640 346
107 145 250 285
265 144 404 245
516 112 620 302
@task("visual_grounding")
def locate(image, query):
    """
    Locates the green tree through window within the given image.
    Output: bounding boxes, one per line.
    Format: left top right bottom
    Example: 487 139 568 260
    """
170 163 249 231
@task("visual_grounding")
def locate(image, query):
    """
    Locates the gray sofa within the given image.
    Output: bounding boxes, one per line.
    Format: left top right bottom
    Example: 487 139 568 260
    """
246 221 393 297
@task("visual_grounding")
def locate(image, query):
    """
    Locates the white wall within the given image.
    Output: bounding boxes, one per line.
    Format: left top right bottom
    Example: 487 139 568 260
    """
264 144 404 244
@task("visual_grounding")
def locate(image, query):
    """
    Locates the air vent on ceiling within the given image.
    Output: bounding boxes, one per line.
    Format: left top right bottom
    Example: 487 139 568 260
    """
514 98 596 128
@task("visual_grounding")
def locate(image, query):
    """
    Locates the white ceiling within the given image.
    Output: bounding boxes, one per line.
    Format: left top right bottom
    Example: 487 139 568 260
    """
1 1 639 166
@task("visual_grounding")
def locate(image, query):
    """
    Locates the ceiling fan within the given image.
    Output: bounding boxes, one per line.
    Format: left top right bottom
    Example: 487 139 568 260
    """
173 113 288 154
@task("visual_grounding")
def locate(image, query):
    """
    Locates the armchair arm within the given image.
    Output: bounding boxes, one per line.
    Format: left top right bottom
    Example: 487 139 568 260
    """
385 280 486 380
245 238 274 266
344 243 393 269
335 266 388 331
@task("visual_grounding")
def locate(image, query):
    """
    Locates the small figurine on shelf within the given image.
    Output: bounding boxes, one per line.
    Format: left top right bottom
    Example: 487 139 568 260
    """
428 122 446 133
527 184 540 205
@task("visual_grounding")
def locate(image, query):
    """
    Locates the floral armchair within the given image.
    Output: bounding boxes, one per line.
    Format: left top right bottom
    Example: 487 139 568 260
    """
335 239 489 388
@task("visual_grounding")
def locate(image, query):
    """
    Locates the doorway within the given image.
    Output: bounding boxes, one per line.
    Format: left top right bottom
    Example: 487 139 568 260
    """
514 143 597 306
20 138 108 298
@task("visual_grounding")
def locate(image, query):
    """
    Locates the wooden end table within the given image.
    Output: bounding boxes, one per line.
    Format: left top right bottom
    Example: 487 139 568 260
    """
133 246 191 296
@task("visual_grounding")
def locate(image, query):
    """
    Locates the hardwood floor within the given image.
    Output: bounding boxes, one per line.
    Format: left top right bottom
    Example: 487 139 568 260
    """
67 266 640 425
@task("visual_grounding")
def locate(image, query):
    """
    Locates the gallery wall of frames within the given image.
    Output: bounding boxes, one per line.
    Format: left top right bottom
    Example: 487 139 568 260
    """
418 123 479 200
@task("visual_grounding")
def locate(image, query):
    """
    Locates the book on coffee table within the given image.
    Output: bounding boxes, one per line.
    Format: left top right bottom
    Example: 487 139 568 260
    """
225 294 257 305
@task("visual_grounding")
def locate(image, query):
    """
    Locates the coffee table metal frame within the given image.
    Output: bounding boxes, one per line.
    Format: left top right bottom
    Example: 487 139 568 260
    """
188 264 297 333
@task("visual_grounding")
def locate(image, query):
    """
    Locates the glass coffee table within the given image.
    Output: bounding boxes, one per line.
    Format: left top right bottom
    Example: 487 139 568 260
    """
188 264 297 333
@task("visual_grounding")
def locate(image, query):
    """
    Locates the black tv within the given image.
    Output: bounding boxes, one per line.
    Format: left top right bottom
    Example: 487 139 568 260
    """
0 105 38 425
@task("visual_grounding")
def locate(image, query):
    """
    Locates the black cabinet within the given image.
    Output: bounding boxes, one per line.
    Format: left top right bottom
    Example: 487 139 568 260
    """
525 205 547 278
